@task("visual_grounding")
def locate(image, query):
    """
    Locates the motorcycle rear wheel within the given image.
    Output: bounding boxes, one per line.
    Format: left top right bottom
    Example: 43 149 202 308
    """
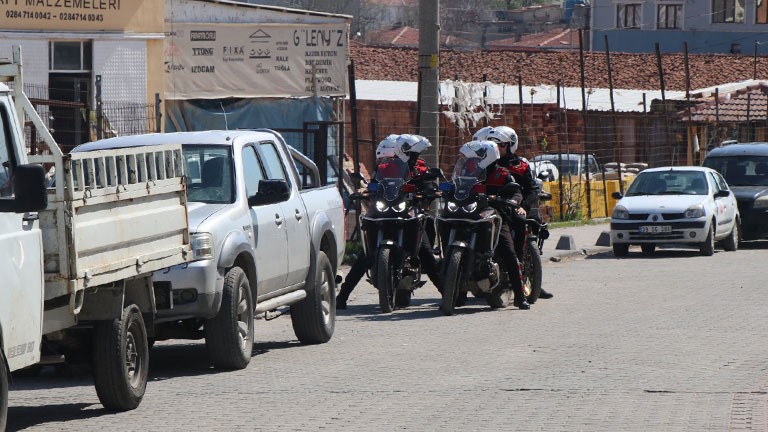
440 248 464 316
523 239 543 304
376 248 397 313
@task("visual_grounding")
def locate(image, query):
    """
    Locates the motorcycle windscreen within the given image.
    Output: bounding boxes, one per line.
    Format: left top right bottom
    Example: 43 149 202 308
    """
375 158 410 201
452 156 487 201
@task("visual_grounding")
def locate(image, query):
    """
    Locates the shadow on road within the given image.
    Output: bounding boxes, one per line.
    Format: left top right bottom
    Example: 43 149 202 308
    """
6 403 107 431
339 295 525 321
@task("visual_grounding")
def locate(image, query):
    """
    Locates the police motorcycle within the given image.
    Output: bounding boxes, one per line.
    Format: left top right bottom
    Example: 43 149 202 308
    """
516 177 552 304
436 155 520 316
356 158 439 313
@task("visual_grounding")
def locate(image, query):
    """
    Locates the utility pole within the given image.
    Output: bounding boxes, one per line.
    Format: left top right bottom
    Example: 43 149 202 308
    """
418 0 440 167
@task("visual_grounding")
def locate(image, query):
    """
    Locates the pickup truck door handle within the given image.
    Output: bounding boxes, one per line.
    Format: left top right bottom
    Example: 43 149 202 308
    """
274 213 283 226
294 209 303 221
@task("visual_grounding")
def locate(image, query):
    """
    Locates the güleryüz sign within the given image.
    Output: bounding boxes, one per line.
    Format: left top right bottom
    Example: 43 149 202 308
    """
164 22 349 99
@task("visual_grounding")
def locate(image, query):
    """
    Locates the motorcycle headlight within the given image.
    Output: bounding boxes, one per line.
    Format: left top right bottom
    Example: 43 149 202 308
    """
612 205 629 220
392 201 407 212
446 201 459 212
462 202 478 213
754 195 768 209
191 232 214 260
375 200 388 212
684 204 706 218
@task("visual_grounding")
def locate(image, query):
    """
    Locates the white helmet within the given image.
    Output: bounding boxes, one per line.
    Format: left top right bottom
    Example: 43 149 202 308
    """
486 126 518 153
394 134 431 162
459 140 500 169
376 134 400 161
472 126 494 142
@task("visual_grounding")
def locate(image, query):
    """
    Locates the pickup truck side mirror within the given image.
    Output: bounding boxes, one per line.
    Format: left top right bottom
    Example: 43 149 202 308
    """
248 179 291 207
0 164 48 213
611 191 623 199
715 189 730 198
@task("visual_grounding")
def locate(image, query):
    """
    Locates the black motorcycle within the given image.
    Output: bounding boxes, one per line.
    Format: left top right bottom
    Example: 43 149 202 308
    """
436 156 518 315
356 159 438 313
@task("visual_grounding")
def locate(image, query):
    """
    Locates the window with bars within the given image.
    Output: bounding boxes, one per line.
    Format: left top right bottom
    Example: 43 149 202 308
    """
657 4 683 29
758 0 768 23
617 3 642 29
712 0 745 23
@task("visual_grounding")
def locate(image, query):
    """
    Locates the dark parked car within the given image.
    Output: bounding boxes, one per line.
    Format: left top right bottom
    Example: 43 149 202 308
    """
703 142 768 240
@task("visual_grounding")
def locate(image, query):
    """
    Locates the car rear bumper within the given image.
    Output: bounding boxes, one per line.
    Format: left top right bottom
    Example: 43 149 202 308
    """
610 220 708 244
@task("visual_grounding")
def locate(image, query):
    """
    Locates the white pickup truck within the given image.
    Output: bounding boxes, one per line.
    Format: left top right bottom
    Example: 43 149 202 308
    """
0 48 191 428
72 129 346 369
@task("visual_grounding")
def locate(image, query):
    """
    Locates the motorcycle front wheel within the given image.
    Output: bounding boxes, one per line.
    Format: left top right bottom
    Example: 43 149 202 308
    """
523 239 543 303
376 248 397 313
440 248 465 316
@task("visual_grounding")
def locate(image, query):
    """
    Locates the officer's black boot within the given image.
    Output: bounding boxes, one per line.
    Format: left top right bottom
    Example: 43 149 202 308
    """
511 280 530 310
539 288 553 299
336 283 352 310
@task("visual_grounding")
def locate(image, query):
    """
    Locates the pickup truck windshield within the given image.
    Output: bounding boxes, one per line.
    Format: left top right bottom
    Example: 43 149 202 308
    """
183 145 234 203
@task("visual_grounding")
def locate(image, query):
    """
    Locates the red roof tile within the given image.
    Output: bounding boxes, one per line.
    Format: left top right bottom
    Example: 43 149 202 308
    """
350 46 768 91
682 83 768 122
366 26 478 50
487 28 578 51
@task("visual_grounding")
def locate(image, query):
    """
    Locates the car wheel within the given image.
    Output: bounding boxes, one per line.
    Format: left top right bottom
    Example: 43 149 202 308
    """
92 304 149 411
641 244 656 255
291 251 336 344
613 243 629 257
700 222 715 256
205 267 254 370
722 220 739 252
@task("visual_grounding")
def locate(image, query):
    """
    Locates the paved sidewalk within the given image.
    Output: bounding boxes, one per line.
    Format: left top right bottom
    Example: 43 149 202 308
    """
540 218 612 261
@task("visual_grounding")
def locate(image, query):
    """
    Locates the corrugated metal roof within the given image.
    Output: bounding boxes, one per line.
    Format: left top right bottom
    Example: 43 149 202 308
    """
194 0 352 19
353 79 687 113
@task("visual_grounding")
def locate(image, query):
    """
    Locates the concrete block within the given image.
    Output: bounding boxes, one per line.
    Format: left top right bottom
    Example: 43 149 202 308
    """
555 234 577 250
595 231 611 247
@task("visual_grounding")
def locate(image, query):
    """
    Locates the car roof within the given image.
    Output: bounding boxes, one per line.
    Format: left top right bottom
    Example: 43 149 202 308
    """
531 154 588 161
705 142 768 157
71 130 279 153
639 166 715 174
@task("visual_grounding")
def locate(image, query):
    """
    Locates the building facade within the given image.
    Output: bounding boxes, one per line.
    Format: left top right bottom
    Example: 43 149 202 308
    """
591 0 768 54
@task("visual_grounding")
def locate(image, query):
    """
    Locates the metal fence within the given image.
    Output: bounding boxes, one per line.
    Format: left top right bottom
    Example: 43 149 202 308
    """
345 84 768 222
21 82 160 154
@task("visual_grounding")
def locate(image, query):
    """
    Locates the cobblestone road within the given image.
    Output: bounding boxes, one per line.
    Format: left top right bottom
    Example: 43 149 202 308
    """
7 242 768 431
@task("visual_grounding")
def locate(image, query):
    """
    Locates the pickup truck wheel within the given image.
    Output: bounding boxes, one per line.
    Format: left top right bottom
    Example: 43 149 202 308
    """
205 267 254 370
291 251 336 344
1 351 8 431
92 304 148 411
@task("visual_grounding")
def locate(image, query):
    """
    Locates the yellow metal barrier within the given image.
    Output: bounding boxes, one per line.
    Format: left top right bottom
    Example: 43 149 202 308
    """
540 178 634 221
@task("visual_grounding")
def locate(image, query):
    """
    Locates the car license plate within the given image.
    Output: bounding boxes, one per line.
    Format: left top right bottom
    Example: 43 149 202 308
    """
639 225 671 234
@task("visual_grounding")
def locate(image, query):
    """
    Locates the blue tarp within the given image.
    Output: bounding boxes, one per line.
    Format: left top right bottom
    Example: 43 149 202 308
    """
165 97 334 132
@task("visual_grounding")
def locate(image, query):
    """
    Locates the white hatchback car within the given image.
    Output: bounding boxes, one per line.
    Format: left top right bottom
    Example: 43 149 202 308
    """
610 166 740 256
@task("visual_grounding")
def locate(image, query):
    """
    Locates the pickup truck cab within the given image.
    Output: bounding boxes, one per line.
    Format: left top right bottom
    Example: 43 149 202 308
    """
73 130 345 369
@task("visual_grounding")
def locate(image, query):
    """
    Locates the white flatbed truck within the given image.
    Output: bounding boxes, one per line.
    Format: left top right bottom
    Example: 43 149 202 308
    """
0 46 191 429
